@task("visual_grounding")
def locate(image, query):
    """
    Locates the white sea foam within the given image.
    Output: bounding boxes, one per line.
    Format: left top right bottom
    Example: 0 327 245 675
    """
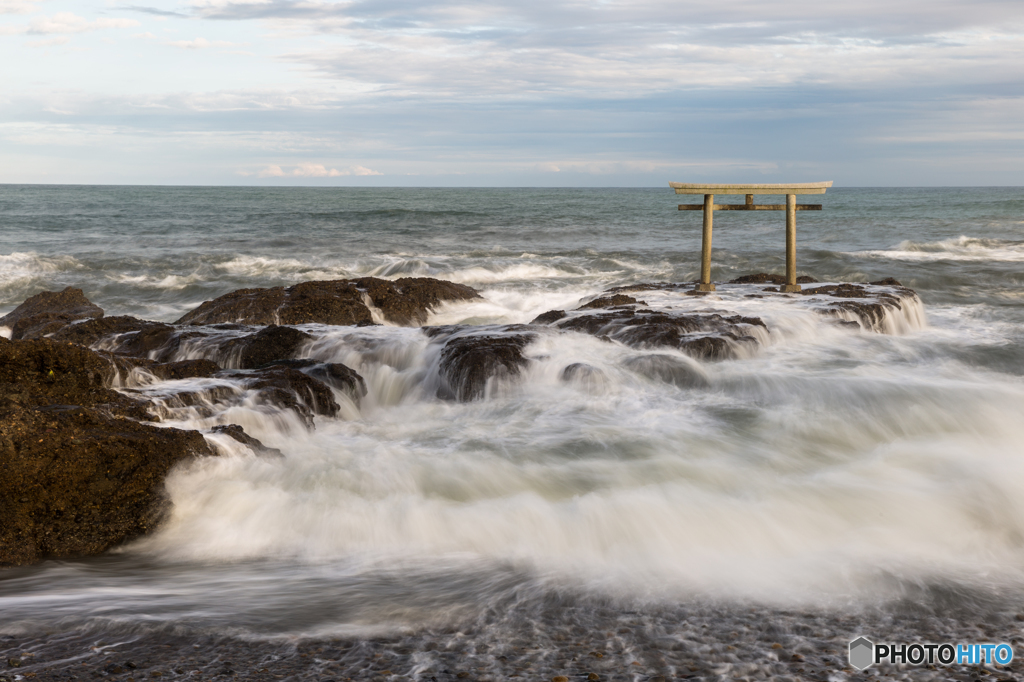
854 235 1024 262
119 285 1024 612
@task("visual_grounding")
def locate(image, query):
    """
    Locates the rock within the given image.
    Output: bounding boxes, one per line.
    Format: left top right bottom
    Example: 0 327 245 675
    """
149 359 222 381
175 277 480 327
801 283 913 331
560 363 608 390
432 327 536 401
530 310 566 325
257 359 366 399
542 308 765 360
870 277 903 286
729 273 819 285
0 338 150 420
209 424 283 458
50 315 197 361
0 287 103 340
221 325 313 369
622 354 709 388
221 367 340 427
576 294 644 310
0 339 217 567
349 277 482 325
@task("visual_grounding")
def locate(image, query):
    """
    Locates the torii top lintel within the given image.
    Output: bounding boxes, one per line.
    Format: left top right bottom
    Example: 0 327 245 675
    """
669 181 833 195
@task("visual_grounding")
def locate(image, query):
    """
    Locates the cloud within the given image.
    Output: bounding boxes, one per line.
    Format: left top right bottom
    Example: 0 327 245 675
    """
118 5 192 18
0 0 43 14
1 12 141 35
165 37 236 48
251 163 382 177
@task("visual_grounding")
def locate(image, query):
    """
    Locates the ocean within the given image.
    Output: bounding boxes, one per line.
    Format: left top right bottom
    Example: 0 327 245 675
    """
2 185 1024 673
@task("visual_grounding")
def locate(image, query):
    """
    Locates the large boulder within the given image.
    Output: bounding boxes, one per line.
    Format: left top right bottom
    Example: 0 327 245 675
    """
219 324 313 369
174 277 480 327
535 306 765 361
220 366 340 427
801 282 917 331
259 359 366 400
50 315 196 360
0 287 103 340
0 338 217 567
428 326 536 401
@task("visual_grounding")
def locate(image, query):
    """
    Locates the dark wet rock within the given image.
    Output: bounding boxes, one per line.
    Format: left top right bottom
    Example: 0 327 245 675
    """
149 359 222 381
802 282 916 331
801 283 871 298
576 294 645 310
623 354 709 389
434 329 536 401
870 277 904 286
220 367 340 427
348 277 481 325
0 287 104 340
220 325 313 369
305 363 366 399
548 309 765 360
175 281 368 327
0 338 151 420
145 383 240 417
605 282 695 294
530 309 567 325
0 339 217 568
209 424 283 458
50 315 198 361
175 277 480 327
729 273 819 285
257 359 366 400
560 363 607 390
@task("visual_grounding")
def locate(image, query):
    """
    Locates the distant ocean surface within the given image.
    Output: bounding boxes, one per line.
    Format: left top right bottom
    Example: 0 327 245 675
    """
2 185 1024 639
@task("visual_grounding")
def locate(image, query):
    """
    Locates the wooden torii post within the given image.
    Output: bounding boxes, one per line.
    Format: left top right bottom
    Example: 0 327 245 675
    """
669 182 833 293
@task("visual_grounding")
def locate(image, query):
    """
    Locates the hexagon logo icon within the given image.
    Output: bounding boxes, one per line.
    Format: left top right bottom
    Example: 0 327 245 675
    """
849 636 875 670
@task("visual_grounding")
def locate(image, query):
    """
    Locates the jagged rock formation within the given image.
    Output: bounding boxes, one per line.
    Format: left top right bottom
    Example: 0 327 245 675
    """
0 338 217 567
175 277 480 326
0 287 103 340
426 326 537 402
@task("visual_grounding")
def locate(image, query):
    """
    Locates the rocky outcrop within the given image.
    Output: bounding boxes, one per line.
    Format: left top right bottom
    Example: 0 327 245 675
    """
0 339 217 567
576 294 645 310
175 277 480 327
348 277 482 325
209 424 283 458
800 282 917 331
729 273 819 285
535 307 766 361
258 359 366 400
427 326 536 402
50 315 193 360
219 325 313 369
0 287 103 340
220 367 340 427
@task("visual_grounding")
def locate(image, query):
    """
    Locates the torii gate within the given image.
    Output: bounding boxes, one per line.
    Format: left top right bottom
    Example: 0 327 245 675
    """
669 182 833 293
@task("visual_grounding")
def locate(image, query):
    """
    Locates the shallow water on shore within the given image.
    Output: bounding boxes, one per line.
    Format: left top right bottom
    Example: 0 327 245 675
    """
2 186 1024 642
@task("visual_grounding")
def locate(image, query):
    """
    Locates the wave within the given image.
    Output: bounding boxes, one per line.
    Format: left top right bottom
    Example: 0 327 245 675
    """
853 236 1024 262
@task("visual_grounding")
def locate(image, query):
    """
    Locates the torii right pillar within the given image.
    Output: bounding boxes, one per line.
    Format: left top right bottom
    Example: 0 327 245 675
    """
783 193 798 293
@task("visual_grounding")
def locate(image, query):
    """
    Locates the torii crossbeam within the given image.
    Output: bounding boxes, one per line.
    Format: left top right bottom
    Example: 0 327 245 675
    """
669 181 833 293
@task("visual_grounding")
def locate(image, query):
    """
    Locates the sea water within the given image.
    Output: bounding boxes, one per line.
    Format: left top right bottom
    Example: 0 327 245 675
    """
1 185 1024 638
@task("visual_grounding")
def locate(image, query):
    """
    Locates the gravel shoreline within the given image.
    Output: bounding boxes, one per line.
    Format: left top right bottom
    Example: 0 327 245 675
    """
4 601 1023 682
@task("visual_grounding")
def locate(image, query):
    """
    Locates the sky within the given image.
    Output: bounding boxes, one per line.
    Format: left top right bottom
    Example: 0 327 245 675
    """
1 0 1023 186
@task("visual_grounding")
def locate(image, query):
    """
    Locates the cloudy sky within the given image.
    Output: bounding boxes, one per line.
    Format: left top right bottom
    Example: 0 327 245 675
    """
2 0 1022 185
